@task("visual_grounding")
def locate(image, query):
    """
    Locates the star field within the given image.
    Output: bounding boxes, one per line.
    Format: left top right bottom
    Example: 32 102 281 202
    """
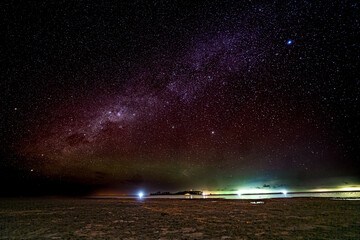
1 0 359 195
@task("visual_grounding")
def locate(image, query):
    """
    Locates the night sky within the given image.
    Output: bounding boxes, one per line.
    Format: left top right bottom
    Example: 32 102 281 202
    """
1 0 359 196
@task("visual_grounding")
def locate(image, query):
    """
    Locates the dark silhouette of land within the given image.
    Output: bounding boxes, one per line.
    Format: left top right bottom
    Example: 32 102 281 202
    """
150 190 203 195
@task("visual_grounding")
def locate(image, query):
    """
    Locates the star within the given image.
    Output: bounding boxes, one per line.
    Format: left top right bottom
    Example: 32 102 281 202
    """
3 0 358 196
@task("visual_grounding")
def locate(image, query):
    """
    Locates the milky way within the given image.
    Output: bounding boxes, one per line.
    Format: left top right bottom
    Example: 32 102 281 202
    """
2 0 359 194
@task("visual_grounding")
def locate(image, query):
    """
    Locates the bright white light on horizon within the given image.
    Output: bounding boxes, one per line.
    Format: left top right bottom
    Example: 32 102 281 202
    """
138 192 144 198
236 189 271 195
281 190 288 195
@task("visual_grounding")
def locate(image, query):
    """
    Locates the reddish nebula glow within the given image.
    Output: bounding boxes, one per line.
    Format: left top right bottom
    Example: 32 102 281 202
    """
2 1 359 195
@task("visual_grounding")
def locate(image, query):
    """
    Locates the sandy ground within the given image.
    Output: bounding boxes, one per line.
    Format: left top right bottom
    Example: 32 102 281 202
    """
0 197 359 239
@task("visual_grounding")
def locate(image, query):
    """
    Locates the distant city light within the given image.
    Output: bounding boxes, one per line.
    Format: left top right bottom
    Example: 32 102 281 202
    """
236 189 271 195
311 186 360 192
281 190 288 195
138 192 144 198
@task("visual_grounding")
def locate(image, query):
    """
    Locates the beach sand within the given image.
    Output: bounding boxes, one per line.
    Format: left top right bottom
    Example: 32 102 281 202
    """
1 198 359 239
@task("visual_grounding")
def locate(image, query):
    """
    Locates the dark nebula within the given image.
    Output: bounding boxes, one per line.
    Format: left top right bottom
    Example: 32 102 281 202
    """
1 0 359 195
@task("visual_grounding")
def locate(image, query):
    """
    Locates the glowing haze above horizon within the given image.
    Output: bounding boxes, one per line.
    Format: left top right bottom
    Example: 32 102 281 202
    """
2 0 359 196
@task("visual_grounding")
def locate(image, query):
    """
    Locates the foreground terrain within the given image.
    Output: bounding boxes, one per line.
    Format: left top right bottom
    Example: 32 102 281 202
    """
0 197 359 239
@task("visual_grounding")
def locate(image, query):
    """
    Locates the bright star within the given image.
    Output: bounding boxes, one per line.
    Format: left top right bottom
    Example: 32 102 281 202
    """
286 40 293 45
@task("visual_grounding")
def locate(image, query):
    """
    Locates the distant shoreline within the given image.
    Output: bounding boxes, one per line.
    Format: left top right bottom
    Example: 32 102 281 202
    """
94 190 360 197
208 190 360 196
